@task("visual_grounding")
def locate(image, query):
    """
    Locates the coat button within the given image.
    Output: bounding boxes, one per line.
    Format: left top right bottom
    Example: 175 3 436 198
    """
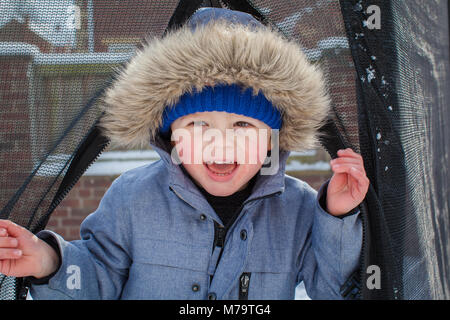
240 229 247 241
207 292 217 300
200 214 206 221
192 284 200 292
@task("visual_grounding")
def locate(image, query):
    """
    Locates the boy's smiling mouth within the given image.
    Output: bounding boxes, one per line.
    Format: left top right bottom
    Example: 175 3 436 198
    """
204 161 239 181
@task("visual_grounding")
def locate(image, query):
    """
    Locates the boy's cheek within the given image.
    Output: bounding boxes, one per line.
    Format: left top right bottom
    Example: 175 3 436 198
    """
171 132 200 164
241 148 267 166
172 141 192 164
235 133 270 165
239 163 264 176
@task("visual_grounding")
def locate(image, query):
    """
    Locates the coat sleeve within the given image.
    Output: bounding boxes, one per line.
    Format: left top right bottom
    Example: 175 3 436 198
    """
296 180 363 300
29 175 131 300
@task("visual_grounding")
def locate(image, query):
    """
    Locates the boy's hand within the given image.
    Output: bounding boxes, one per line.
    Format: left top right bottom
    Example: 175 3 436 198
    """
0 219 60 279
326 148 370 216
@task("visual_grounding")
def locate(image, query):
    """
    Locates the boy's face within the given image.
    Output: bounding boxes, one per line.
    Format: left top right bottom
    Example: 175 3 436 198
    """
170 111 272 196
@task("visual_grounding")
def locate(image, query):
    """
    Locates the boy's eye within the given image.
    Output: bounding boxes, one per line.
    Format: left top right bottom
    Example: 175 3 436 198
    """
188 120 207 126
235 121 251 128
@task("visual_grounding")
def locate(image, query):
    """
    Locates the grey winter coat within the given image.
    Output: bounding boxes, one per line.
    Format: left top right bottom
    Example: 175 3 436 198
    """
30 134 362 300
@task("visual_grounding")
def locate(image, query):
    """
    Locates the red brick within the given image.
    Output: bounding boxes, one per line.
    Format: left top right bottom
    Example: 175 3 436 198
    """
59 198 81 209
48 227 67 237
52 208 69 217
62 218 85 227
0 122 15 132
0 113 29 121
2 92 28 100
68 228 81 240
83 199 100 209
83 177 112 188
71 208 93 217
45 219 59 227
94 189 107 197
78 188 91 198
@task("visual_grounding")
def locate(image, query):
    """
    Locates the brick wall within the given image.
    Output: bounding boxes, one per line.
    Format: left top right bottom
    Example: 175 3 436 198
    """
46 176 117 241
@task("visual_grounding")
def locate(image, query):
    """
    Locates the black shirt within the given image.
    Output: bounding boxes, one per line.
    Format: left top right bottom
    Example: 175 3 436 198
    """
180 164 257 228
198 175 257 228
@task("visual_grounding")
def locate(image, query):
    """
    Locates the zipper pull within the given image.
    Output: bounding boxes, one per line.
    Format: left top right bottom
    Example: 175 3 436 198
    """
239 272 251 300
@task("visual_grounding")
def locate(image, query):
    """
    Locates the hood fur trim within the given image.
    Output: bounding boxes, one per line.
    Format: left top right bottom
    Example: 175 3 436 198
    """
98 19 331 151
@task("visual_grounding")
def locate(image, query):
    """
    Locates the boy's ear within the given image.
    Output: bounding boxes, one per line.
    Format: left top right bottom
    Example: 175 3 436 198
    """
167 129 174 146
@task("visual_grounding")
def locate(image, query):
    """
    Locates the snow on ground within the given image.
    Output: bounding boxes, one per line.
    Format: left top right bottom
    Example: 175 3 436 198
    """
295 282 311 300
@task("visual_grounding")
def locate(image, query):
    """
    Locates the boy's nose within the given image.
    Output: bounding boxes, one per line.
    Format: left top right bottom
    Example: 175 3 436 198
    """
202 131 236 161
205 145 236 162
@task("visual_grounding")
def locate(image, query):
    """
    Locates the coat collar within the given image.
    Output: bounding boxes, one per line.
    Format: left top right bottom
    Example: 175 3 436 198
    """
149 133 291 222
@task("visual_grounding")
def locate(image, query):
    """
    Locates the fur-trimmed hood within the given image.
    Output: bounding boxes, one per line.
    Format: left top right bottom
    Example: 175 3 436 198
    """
98 8 331 152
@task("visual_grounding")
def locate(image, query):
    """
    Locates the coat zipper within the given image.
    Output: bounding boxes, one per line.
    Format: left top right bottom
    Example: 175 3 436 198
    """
215 223 226 247
211 190 282 296
239 272 251 300
169 183 282 298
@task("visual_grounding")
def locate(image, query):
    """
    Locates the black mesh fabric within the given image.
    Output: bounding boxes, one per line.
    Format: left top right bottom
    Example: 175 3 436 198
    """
0 0 180 300
0 0 449 300
339 0 450 299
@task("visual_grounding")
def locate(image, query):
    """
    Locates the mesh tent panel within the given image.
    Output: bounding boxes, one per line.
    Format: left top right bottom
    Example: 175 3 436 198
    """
339 0 450 299
389 0 450 298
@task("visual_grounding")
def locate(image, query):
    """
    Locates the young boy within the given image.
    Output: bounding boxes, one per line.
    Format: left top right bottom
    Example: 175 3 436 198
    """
0 8 369 299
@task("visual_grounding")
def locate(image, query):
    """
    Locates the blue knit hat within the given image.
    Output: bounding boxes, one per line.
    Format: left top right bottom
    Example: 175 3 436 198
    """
159 83 282 134
158 8 282 135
